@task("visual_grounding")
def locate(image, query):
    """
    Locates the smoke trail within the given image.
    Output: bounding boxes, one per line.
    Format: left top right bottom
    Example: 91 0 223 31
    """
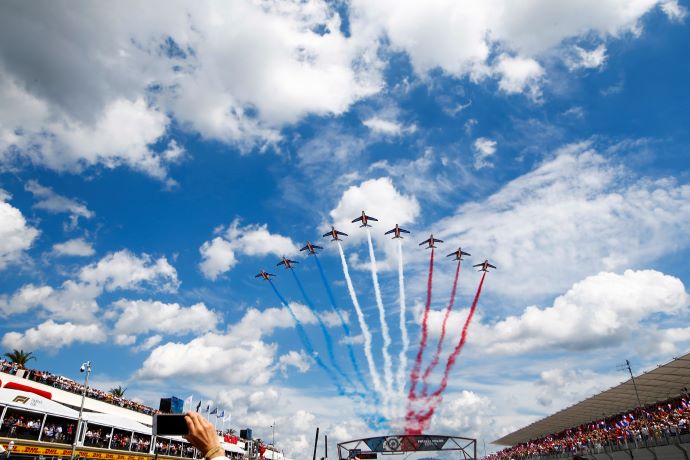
406 271 487 433
366 228 394 399
407 247 435 402
314 255 371 394
267 279 346 396
290 268 354 390
337 241 385 399
420 259 462 397
396 238 409 399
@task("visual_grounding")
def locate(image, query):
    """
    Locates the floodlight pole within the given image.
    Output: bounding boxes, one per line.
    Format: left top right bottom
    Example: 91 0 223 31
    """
624 360 643 409
71 360 91 460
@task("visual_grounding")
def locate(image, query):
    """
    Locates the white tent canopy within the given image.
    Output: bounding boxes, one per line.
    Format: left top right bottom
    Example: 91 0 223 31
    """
0 388 79 419
82 411 152 434
221 442 245 454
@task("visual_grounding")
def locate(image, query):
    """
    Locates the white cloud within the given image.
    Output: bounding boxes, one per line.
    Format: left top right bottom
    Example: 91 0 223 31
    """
471 270 688 354
493 54 545 99
278 351 312 375
0 191 39 270
661 0 688 21
0 1 381 178
1 320 105 352
52 238 95 257
79 250 179 292
199 220 298 280
437 142 690 298
25 181 94 228
1 250 179 322
566 44 608 71
133 334 163 352
329 177 420 240
361 117 415 136
135 333 277 384
473 137 497 169
110 299 220 336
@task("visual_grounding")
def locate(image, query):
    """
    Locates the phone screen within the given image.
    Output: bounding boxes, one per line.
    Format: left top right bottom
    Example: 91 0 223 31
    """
153 414 189 436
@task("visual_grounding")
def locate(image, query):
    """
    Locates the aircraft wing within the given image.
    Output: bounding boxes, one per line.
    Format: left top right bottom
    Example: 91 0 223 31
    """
352 216 363 223
276 260 286 266
322 231 332 237
255 273 263 278
336 230 348 236
300 245 309 252
419 239 431 246
473 263 482 267
436 238 444 243
313 245 323 250
488 263 497 269
446 252 456 257
367 216 378 221
384 229 394 235
400 228 410 233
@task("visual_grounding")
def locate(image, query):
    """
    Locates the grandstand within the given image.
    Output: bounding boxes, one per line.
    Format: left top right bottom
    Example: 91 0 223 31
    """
0 361 284 460
490 352 690 459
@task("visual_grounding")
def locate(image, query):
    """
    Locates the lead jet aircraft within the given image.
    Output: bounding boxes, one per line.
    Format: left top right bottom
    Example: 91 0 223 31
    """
419 234 444 249
447 248 471 261
300 241 323 255
323 226 348 241
352 211 378 228
255 270 276 280
277 257 299 269
473 260 497 272
385 224 410 239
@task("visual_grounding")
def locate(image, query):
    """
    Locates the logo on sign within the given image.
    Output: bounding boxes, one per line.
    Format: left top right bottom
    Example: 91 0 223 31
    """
12 396 30 404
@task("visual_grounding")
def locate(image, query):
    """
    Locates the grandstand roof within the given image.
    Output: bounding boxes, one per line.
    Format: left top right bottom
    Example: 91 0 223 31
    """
494 352 690 446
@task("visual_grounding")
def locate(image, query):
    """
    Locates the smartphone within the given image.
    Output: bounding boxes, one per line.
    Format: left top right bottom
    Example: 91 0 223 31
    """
153 414 189 436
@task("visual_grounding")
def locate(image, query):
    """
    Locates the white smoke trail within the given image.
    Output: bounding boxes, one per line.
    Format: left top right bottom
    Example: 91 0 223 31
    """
337 241 384 400
366 228 394 402
396 238 409 400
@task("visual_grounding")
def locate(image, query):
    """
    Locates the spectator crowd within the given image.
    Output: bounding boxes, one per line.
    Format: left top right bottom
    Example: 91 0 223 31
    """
0 358 159 416
484 395 690 459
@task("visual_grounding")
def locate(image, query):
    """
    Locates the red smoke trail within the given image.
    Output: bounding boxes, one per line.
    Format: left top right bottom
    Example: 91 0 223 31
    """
406 271 486 433
420 259 461 397
405 248 435 428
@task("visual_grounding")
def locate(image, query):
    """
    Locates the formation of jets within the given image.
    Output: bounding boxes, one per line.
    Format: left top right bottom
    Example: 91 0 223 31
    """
256 211 496 278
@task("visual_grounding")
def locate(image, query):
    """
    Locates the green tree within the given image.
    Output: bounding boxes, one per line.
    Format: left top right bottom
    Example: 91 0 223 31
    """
3 349 35 367
109 385 127 398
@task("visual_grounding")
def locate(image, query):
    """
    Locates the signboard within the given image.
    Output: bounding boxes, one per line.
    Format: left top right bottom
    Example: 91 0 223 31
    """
0 443 181 460
364 436 449 452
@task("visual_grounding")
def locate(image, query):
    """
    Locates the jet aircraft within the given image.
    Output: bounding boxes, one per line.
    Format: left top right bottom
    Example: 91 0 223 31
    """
447 248 471 260
277 257 299 269
323 226 348 241
385 224 410 239
419 234 444 249
473 260 497 272
300 241 323 255
352 211 378 227
255 270 276 280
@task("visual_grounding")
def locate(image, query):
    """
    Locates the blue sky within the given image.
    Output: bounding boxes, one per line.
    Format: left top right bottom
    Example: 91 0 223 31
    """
1 0 690 456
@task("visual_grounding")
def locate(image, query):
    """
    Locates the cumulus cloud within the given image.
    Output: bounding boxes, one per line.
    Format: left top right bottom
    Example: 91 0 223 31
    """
493 54 545 99
0 1 381 179
437 142 690 298
52 238 95 257
1 250 179 322
1 320 105 352
362 117 415 136
79 250 179 292
473 137 498 169
278 350 312 375
329 177 420 239
0 191 39 270
661 0 688 21
110 299 220 336
199 220 298 280
566 44 608 71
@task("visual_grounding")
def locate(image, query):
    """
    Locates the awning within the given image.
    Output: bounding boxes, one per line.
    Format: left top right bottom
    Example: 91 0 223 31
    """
494 352 690 445
0 388 77 418
221 442 245 454
82 412 152 434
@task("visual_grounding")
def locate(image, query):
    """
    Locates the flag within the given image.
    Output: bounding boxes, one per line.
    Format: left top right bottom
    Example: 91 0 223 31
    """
205 404 211 413
210 407 218 415
218 410 224 418
224 413 232 423
183 395 193 412
195 401 201 412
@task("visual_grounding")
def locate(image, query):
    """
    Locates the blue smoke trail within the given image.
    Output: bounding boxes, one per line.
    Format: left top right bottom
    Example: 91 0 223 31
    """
314 255 371 394
289 268 355 391
267 279 345 396
268 278 385 430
